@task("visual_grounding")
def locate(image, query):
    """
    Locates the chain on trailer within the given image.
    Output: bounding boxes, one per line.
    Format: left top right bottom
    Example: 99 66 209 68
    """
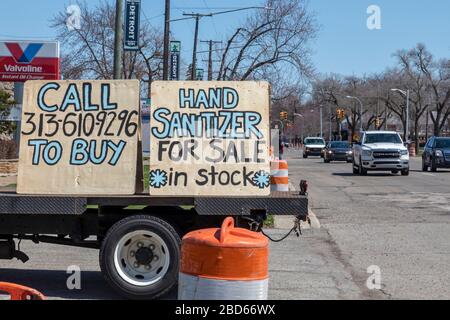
241 213 311 243
260 179 310 243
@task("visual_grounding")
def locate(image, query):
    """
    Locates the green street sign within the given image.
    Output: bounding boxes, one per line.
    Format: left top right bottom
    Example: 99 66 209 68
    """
170 41 181 53
195 69 204 81
170 41 181 80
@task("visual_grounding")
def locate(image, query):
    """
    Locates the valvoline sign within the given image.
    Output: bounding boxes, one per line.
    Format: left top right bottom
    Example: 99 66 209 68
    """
0 41 60 82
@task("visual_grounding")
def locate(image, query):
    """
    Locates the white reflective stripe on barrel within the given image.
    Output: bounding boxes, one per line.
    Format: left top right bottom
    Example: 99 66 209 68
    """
178 273 268 300
272 169 288 176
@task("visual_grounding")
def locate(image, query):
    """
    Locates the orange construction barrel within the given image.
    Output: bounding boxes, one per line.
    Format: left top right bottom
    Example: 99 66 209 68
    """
270 160 289 192
0 282 45 300
178 217 269 300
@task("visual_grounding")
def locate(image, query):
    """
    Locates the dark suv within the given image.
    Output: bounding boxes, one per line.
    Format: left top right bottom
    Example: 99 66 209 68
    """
422 137 450 172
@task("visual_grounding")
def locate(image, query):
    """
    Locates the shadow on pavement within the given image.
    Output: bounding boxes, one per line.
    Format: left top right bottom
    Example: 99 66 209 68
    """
332 172 394 177
410 169 450 173
0 269 177 300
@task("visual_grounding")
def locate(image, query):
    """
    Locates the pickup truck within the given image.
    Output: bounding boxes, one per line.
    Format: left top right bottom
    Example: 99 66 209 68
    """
303 137 326 158
352 131 410 176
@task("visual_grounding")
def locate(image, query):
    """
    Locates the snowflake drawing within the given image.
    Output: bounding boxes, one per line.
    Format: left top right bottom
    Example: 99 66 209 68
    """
252 170 270 189
149 169 168 189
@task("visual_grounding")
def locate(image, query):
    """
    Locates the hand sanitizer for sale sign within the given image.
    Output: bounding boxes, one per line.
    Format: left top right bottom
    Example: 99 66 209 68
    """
149 81 271 197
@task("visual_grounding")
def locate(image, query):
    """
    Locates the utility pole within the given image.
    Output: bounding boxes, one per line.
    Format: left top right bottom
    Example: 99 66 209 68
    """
181 13 212 80
319 106 323 138
177 8 269 80
162 0 171 80
384 104 388 130
346 96 364 133
191 16 199 81
201 40 222 80
113 0 124 79
329 107 332 141
391 89 410 141
406 89 410 141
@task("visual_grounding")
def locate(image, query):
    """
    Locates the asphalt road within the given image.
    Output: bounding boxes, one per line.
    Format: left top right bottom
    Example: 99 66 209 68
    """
1 150 450 300
278 148 450 299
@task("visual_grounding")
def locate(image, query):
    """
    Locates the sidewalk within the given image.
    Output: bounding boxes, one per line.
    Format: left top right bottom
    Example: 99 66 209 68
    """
0 174 17 192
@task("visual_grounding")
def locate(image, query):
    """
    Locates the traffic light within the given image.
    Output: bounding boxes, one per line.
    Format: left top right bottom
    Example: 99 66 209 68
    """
336 109 345 120
375 117 381 128
280 111 288 121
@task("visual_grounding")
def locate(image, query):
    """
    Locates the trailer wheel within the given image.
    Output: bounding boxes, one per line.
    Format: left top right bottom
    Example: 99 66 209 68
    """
99 215 180 300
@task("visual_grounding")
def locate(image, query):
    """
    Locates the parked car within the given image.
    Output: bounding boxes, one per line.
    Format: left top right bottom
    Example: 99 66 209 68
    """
324 141 353 163
352 131 409 176
303 137 326 158
422 137 450 172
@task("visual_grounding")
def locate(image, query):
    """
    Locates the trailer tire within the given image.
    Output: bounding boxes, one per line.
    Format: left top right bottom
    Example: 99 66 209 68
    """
99 215 181 300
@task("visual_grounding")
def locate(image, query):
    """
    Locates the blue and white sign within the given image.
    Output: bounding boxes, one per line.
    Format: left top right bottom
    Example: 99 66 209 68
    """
124 0 141 51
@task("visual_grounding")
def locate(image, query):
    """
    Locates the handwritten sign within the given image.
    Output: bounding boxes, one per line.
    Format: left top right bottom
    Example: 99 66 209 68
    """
17 80 140 195
149 81 271 196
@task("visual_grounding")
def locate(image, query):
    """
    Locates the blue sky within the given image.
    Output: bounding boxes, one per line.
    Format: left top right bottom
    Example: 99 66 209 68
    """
0 0 449 76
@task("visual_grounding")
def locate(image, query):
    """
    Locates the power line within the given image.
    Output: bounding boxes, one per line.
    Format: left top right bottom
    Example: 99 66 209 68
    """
201 0 220 40
196 44 258 54
0 34 56 40
173 7 260 10
172 6 271 80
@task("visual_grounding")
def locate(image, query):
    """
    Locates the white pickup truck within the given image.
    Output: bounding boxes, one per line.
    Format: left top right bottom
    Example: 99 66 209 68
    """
352 131 410 176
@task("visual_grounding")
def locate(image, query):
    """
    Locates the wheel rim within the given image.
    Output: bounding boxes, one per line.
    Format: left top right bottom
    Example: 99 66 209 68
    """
113 230 170 287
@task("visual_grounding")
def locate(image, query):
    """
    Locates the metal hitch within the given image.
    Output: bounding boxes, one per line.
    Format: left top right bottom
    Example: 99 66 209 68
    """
0 239 29 263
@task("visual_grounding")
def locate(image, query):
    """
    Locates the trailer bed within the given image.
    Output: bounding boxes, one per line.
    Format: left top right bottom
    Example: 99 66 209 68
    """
0 191 308 217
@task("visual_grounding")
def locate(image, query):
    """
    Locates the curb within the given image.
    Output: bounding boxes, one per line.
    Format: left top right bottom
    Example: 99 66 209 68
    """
274 209 321 230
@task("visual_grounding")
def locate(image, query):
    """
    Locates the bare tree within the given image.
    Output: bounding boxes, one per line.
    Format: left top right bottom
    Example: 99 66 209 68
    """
51 0 163 97
313 75 376 141
403 44 450 137
376 69 409 138
394 46 432 150
217 0 317 86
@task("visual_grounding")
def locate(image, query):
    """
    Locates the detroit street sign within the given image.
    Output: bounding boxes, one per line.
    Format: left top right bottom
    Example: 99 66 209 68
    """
124 0 141 51
170 41 181 80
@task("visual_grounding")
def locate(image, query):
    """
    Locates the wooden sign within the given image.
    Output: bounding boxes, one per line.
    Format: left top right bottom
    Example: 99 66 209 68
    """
17 80 140 195
150 81 271 196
